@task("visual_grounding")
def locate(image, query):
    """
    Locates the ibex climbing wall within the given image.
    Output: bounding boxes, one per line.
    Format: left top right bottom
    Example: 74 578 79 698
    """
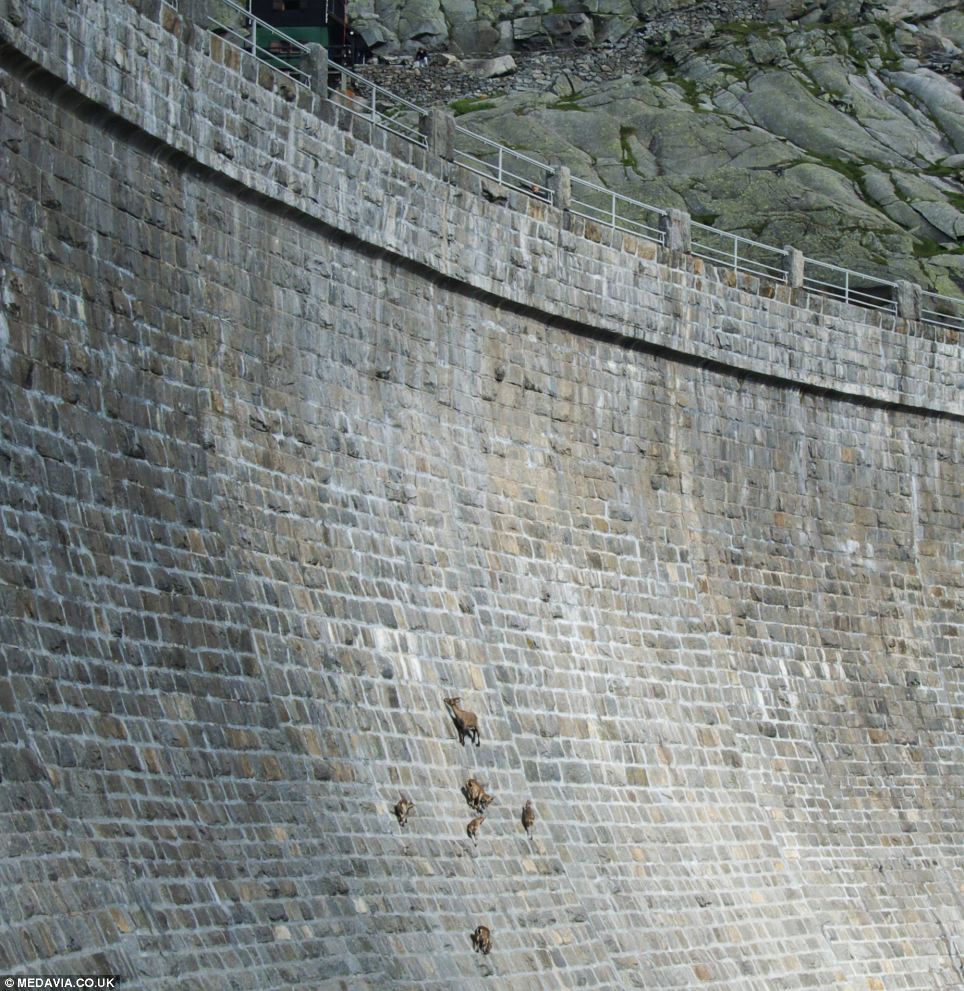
0 2 961 990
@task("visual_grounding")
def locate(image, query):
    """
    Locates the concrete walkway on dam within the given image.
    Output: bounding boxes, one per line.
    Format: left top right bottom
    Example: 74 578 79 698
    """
0 1 961 989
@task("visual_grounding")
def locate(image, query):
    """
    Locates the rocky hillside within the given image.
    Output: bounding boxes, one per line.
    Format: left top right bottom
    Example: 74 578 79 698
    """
352 1 964 295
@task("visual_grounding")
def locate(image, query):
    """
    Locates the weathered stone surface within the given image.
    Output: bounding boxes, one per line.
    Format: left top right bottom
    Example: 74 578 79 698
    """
912 198 964 238
450 18 502 55
885 68 964 150
463 53 516 77
0 2 961 991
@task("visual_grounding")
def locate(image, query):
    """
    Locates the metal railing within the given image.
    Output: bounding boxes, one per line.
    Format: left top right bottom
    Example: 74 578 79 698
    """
328 64 427 147
920 290 964 332
692 223 788 283
570 175 665 244
454 127 555 204
802 258 898 314
185 1 963 334
207 0 427 144
208 0 312 88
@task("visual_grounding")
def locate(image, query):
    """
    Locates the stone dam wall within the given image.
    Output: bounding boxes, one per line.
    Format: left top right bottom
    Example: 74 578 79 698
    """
0 2 962 989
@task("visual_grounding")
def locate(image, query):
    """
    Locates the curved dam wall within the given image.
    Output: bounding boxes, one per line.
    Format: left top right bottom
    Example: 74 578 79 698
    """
0 2 961 989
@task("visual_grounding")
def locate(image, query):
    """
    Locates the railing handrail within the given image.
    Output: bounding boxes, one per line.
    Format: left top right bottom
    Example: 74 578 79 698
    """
455 125 557 173
920 290 964 331
189 1 964 334
804 255 898 287
215 0 311 57
802 256 899 313
453 148 555 202
334 62 428 117
570 174 668 218
692 221 790 259
209 0 312 87
922 288 964 308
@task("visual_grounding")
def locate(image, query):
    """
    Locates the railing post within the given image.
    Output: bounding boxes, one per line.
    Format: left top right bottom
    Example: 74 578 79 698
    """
660 208 691 253
304 43 329 99
419 108 456 162
896 280 922 322
783 247 804 288
550 166 571 211
497 146 503 187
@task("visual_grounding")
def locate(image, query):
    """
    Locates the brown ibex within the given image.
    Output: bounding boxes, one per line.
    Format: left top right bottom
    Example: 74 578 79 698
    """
393 797 414 828
521 799 535 838
471 924 492 955
443 696 480 747
466 814 485 846
461 777 485 810
475 790 495 814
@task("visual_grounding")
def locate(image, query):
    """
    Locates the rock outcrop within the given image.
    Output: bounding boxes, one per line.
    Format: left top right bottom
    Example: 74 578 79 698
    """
356 1 964 293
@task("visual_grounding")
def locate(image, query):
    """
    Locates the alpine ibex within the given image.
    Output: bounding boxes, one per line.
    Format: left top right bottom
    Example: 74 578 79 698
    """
471 924 492 955
462 777 485 809
521 799 535 838
466 814 485 845
443 696 480 747
475 790 495 814
393 797 414 828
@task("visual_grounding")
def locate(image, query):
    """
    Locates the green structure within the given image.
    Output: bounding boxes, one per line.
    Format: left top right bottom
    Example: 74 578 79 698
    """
251 0 354 66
